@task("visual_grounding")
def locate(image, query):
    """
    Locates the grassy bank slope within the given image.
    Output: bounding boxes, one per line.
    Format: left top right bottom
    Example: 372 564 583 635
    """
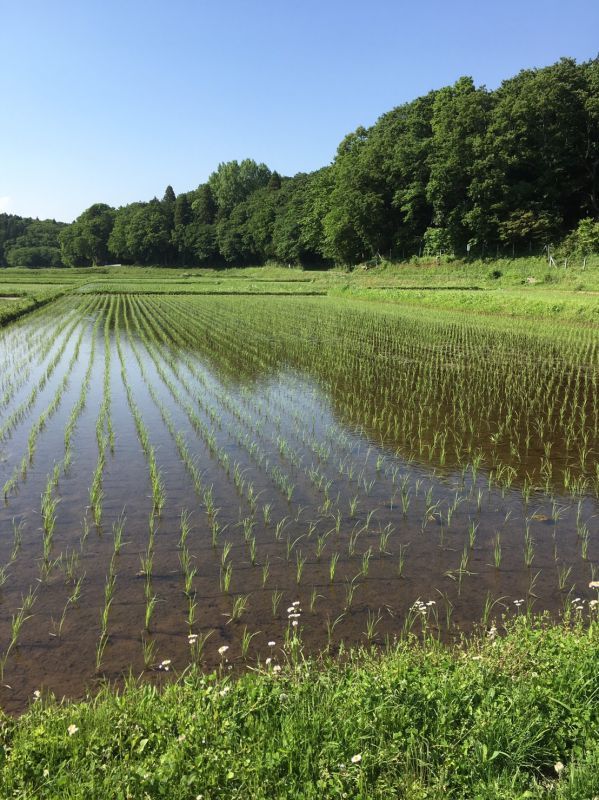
331 286 599 323
2 258 599 324
1 616 598 799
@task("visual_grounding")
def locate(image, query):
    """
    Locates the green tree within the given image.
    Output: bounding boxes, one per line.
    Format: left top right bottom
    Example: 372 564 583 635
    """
108 201 170 265
171 193 192 264
387 93 437 255
272 173 327 265
426 77 492 253
208 159 272 217
498 209 559 255
191 184 217 224
267 171 282 191
59 204 115 266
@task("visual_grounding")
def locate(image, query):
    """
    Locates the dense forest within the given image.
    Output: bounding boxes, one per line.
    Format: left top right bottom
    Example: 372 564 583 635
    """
2 56 598 268
0 215 65 268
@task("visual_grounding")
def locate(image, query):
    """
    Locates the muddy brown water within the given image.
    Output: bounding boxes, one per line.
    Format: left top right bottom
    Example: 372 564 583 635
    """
0 296 597 715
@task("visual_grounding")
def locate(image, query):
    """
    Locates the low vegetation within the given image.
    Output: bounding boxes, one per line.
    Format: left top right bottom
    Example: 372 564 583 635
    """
1 616 598 799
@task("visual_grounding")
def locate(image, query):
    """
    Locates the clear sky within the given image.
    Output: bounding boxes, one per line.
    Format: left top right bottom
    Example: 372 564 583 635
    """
1 0 597 222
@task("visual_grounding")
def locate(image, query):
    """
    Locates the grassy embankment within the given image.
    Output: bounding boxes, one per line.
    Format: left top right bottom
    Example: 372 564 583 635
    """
1 256 599 323
0 269 89 326
1 615 598 798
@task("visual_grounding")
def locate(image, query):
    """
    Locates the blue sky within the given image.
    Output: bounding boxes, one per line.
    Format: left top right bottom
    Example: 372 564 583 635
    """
1 0 597 222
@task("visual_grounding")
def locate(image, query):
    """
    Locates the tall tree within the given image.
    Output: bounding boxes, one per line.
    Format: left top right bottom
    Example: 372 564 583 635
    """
59 203 115 266
425 76 492 254
208 159 272 217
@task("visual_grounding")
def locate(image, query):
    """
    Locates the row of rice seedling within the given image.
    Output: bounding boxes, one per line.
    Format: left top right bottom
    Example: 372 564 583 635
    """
88 297 116 528
1 299 101 499
0 294 75 373
0 306 109 684
0 296 96 415
0 299 109 682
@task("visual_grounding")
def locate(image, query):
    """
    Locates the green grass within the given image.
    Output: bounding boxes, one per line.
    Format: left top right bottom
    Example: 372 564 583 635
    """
2 257 599 325
330 286 599 323
0 289 67 327
1 615 598 799
0 297 34 325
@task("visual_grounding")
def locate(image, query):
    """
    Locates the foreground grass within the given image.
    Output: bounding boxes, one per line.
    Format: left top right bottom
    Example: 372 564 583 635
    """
1 616 598 799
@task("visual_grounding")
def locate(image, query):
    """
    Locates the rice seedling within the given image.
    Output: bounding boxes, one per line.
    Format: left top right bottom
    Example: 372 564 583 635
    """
240 626 260 658
557 564 573 591
325 612 345 651
271 589 283 617
141 634 157 669
295 550 306 584
364 608 383 642
178 508 191 549
228 593 249 623
524 526 535 568
10 518 24 562
112 513 126 555
329 551 339 583
397 543 408 577
220 562 233 593
344 577 358 611
188 629 213 664
187 596 198 628
261 555 270 587
361 547 372 577
144 594 158 632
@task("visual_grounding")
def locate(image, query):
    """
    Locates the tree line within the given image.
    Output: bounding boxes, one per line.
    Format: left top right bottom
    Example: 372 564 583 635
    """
0 215 65 268
2 56 598 269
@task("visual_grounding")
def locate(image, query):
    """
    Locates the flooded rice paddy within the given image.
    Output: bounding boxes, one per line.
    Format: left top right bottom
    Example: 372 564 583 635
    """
0 293 597 712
